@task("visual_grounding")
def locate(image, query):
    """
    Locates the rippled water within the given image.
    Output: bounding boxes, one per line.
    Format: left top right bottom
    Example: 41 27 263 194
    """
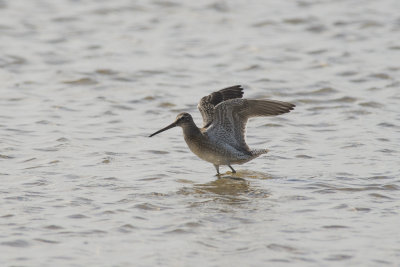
1 0 400 265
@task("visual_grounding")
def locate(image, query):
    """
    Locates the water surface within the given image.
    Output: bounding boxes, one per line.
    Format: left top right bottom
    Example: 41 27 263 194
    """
1 0 400 266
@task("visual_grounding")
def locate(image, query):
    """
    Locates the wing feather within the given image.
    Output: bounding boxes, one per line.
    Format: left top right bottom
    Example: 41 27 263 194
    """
206 99 295 151
197 85 244 128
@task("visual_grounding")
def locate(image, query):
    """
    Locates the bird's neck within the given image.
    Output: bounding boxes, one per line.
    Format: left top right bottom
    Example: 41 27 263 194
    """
181 121 202 140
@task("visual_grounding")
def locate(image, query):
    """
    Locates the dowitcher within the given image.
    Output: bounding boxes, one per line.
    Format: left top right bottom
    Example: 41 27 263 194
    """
149 85 295 175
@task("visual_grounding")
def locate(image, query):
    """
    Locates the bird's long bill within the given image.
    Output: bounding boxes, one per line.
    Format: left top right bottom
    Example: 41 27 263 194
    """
149 121 178 137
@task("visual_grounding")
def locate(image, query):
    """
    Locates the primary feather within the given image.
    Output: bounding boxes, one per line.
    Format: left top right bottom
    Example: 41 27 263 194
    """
197 85 244 128
206 98 295 152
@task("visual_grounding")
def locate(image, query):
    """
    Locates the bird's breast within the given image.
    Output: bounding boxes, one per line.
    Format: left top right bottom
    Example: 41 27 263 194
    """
183 134 224 164
183 133 249 165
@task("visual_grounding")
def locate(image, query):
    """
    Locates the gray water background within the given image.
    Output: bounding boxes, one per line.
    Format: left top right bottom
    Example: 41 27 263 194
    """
1 0 400 266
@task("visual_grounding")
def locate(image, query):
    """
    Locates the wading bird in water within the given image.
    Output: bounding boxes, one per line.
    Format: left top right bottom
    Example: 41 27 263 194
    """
149 85 295 175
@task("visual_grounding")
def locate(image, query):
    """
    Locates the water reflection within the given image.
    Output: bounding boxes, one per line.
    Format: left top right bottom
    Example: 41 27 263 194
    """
194 177 250 196
226 169 275 180
177 170 272 205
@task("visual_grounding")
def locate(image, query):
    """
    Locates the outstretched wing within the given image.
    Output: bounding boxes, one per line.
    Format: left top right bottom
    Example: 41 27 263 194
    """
197 85 244 128
206 98 295 151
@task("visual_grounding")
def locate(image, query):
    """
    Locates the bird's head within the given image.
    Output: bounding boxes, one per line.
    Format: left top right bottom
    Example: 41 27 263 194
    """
174 112 193 126
149 112 193 137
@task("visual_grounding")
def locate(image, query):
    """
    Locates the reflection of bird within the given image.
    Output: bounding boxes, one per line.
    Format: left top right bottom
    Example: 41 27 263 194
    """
149 85 295 175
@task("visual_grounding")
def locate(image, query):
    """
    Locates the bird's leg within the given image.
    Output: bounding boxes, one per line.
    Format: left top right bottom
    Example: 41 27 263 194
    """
214 165 220 176
228 165 236 173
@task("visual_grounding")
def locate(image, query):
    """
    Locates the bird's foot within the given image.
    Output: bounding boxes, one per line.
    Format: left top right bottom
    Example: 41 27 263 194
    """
228 165 236 173
214 165 221 177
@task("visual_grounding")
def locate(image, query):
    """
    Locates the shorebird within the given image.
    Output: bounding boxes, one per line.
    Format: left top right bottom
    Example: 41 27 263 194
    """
149 85 295 175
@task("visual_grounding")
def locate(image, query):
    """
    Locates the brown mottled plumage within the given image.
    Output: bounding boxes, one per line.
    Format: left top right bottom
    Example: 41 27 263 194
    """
149 85 295 175
198 85 244 128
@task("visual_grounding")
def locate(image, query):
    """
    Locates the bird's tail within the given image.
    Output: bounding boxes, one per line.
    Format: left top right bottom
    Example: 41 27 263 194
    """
251 148 269 158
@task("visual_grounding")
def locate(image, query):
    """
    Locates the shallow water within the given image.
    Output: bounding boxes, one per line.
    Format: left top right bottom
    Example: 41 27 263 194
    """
1 0 400 266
